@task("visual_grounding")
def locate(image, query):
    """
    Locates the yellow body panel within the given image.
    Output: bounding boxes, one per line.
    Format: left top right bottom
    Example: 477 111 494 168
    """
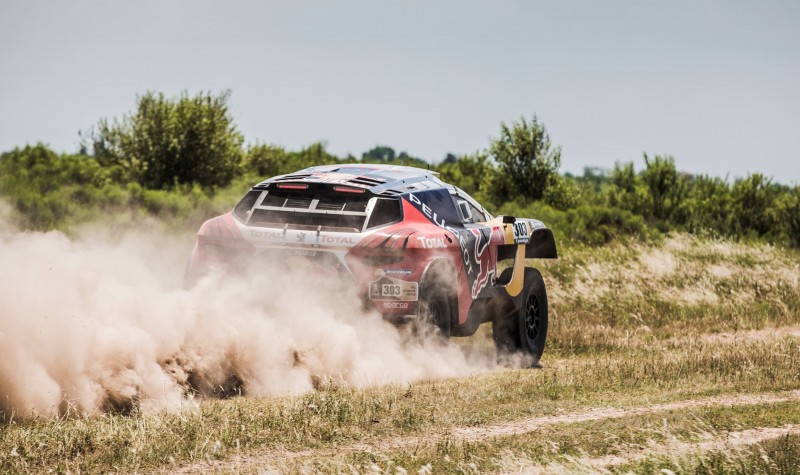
503 243 526 297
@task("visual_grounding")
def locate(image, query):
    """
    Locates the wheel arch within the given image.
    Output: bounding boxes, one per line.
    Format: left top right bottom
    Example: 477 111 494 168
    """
418 257 459 328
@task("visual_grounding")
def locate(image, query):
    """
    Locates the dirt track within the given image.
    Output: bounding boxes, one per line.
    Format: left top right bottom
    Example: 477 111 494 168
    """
170 389 800 474
570 424 800 472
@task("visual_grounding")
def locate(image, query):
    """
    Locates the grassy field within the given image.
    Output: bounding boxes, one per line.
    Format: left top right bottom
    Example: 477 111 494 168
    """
1 234 799 473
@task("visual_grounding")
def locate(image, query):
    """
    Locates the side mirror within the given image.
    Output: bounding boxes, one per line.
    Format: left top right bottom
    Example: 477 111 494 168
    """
458 200 473 222
502 215 516 224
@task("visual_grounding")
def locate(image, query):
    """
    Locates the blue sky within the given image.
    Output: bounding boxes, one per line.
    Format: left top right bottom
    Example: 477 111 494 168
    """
1 0 798 183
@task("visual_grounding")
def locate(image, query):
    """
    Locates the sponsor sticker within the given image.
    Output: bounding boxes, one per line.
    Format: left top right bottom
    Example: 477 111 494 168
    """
288 249 317 257
415 236 447 249
381 301 411 310
319 235 356 245
375 268 413 277
369 276 419 301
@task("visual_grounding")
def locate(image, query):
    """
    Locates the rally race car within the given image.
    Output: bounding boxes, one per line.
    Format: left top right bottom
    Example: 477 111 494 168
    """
185 164 558 363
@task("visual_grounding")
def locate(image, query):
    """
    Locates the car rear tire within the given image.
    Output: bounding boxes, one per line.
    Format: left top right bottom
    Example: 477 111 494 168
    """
417 261 456 340
492 267 548 366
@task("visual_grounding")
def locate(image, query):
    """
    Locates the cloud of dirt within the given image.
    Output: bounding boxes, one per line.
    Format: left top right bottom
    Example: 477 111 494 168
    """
0 219 510 419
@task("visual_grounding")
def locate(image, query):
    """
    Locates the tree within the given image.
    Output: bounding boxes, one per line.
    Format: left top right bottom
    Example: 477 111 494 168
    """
361 145 396 163
435 153 493 199
730 173 781 238
245 141 342 178
640 154 687 222
443 153 458 164
777 186 800 247
488 115 562 202
0 144 113 230
683 174 732 235
83 90 244 189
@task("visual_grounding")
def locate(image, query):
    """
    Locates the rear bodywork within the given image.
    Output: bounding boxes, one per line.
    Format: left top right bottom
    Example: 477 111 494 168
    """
186 164 557 336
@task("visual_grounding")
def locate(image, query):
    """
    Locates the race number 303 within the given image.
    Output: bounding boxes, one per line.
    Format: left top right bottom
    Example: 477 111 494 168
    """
380 283 401 297
369 277 419 301
513 222 530 244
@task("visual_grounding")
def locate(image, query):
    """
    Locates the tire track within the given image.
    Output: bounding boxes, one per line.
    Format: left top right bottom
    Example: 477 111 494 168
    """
169 389 800 474
540 424 800 472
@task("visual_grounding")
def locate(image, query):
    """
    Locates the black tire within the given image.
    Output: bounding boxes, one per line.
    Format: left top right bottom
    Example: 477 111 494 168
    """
417 262 456 340
492 267 548 365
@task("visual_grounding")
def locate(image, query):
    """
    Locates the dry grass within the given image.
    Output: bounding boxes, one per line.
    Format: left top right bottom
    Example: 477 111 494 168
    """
1 233 799 474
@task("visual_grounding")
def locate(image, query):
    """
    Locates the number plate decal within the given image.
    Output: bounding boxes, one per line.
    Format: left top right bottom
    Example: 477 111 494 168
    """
513 222 530 244
369 277 419 301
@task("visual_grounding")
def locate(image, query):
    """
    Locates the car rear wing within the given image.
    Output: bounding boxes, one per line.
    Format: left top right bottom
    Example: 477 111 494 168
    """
496 217 558 260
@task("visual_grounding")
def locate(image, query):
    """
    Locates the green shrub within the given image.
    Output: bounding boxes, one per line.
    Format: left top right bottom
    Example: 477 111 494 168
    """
435 153 494 202
0 144 114 229
729 173 781 239
605 162 650 217
640 154 687 223
495 199 650 246
682 174 732 236
244 142 342 179
776 186 800 247
84 91 244 190
487 115 562 203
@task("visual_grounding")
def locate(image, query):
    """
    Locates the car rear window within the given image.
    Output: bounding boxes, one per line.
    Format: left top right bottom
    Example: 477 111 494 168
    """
366 198 402 229
233 188 400 232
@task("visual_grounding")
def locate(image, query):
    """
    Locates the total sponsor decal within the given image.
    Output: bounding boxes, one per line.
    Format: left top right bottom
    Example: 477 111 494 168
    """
319 235 357 245
249 229 282 240
248 229 356 246
415 236 446 249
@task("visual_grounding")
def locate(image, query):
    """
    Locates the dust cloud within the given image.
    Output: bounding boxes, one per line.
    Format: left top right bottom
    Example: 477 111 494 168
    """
0 218 505 420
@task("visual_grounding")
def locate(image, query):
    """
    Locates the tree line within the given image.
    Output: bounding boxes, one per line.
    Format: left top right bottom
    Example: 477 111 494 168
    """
1 90 798 247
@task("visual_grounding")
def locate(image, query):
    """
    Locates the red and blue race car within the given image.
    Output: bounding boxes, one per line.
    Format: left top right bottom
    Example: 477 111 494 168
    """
186 164 558 364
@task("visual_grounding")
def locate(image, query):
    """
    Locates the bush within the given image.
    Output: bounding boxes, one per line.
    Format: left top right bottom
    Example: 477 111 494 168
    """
776 186 800 247
0 144 113 229
496 199 649 246
244 142 343 179
84 91 244 190
729 173 781 238
605 162 650 217
682 175 732 236
435 153 494 202
488 115 562 203
640 154 687 222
